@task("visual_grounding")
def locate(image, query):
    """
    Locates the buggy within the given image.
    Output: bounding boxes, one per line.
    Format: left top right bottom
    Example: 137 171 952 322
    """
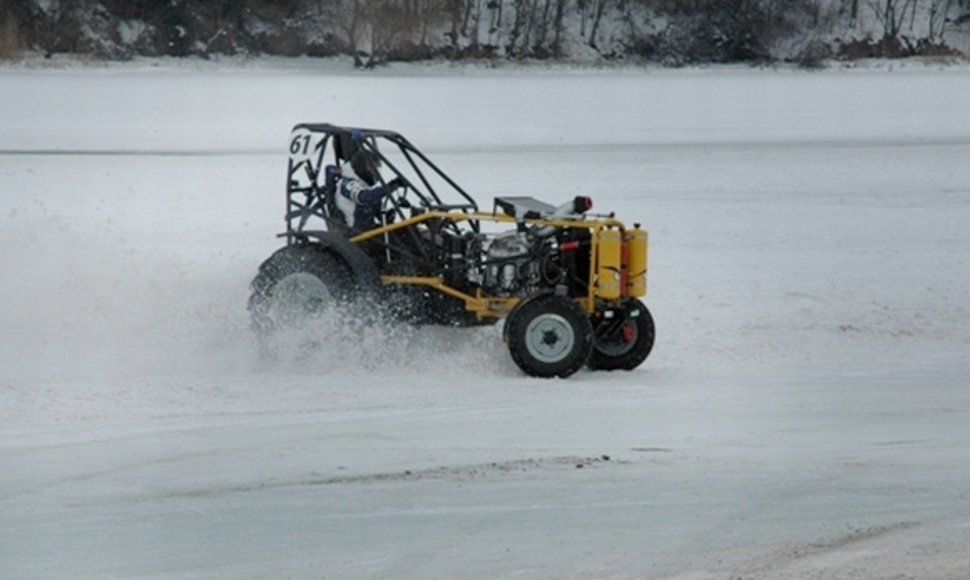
249 124 655 378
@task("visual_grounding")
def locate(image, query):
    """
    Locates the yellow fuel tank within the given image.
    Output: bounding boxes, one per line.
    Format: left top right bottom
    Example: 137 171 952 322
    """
596 228 623 299
625 226 648 297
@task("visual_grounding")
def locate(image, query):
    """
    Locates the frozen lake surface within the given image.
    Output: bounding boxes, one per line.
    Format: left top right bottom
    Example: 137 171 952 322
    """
2 60 970 578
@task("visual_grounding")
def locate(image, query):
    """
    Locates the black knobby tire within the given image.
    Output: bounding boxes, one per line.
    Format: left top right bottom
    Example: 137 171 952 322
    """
505 295 594 378
293 231 382 299
248 243 372 334
589 298 655 371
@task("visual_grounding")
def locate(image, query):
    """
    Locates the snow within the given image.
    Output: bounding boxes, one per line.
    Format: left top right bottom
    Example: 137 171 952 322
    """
2 59 970 578
117 21 150 46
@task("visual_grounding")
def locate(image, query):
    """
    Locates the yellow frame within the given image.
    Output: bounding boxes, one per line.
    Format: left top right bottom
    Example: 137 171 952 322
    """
348 210 645 319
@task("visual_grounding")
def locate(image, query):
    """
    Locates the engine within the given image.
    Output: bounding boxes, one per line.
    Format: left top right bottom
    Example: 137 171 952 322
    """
443 196 595 299
456 228 575 298
482 230 539 295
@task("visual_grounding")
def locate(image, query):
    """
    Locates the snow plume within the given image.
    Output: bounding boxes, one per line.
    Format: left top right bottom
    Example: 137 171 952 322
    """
0 211 510 426
0 217 253 382
256 311 507 379
0 218 504 374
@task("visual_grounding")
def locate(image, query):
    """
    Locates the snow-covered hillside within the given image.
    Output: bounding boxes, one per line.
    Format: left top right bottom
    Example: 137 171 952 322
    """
2 60 970 578
4 0 970 63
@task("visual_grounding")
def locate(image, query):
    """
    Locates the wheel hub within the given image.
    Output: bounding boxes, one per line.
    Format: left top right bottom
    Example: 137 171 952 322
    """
622 322 635 342
269 273 333 325
596 318 638 357
542 330 559 346
525 314 575 363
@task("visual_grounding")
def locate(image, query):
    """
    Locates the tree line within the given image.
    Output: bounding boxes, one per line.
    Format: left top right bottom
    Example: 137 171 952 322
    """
2 0 969 65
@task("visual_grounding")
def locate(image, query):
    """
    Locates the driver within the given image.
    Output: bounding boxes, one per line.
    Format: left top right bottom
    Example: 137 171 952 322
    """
333 149 404 232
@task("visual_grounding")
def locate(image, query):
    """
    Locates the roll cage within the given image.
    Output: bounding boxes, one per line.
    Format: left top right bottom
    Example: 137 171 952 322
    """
285 123 479 239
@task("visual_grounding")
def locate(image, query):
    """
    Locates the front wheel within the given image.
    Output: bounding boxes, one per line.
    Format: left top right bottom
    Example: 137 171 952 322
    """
589 298 655 371
505 295 594 378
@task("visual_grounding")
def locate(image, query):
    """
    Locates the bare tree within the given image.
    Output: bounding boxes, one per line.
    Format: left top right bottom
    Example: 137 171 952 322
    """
551 0 567 54
866 0 918 40
927 0 953 42
587 0 610 48
844 0 861 25
460 0 479 39
334 0 369 64
507 0 529 55
0 3 21 57
26 0 86 56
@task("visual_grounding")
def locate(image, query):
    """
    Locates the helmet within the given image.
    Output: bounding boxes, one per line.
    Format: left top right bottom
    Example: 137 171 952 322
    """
350 148 380 186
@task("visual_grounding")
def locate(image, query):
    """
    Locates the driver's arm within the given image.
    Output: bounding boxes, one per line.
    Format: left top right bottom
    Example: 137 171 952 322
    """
342 178 399 206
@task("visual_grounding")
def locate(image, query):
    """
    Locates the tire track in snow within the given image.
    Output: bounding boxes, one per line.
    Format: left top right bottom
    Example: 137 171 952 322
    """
122 454 625 504
730 521 921 579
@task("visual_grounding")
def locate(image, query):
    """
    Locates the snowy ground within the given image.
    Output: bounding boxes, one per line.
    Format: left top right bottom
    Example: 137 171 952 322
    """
2 59 970 579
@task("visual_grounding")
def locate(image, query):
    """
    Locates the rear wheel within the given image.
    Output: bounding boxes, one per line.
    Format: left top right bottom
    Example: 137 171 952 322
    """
248 244 369 334
589 298 655 371
505 296 593 378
